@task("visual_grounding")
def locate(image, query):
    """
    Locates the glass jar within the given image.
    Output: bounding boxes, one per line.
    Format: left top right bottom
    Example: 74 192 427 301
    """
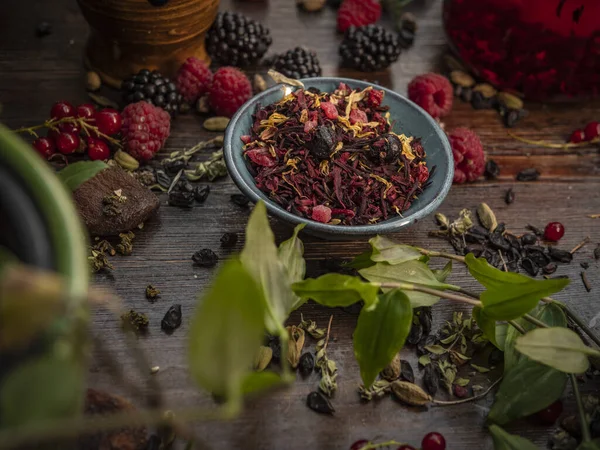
443 0 600 100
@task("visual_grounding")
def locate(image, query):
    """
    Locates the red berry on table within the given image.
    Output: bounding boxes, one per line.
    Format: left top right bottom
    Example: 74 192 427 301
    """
58 122 80 135
55 132 80 154
208 67 252 117
534 400 563 425
407 73 453 119
584 121 600 141
568 129 585 143
175 56 213 104
95 108 122 136
337 0 382 32
349 439 369 450
448 127 485 184
32 137 56 158
421 432 446 450
544 222 565 242
50 101 75 119
76 103 96 120
87 137 111 161
121 101 171 162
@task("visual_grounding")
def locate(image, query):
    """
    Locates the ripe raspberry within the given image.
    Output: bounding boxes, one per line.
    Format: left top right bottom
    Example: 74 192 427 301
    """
337 0 382 33
209 67 252 117
448 127 485 183
175 57 213 104
407 73 453 119
121 101 171 162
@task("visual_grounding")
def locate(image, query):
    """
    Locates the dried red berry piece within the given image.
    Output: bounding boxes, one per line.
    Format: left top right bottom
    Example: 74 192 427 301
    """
544 222 565 242
421 432 446 450
584 121 600 141
320 102 339 120
568 129 586 143
312 205 332 223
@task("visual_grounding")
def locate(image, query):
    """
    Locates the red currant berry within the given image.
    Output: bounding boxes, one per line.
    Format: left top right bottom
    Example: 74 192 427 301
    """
95 108 122 136
87 137 111 161
422 432 446 450
32 137 56 158
56 132 80 155
350 440 370 450
584 121 600 141
535 400 563 425
58 122 80 135
50 101 75 119
544 222 565 242
397 446 416 450
76 103 96 120
568 129 585 143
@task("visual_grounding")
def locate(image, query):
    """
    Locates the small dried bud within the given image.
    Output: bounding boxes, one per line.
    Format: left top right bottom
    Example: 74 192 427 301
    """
196 96 210 114
381 353 401 381
203 117 230 132
297 0 325 12
476 202 498 232
286 325 305 369
253 345 273 372
435 213 450 229
391 380 432 406
86 71 102 91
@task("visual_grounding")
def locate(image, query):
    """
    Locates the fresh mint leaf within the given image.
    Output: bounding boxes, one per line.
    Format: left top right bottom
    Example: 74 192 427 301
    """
188 259 267 401
465 253 531 289
432 260 453 283
369 236 423 265
473 306 499 349
292 274 379 310
515 327 598 374
489 424 540 450
57 160 108 191
342 250 375 269
278 223 306 283
353 289 412 388
241 371 282 396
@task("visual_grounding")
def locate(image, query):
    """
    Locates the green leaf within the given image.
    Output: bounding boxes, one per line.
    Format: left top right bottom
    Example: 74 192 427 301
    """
0 354 83 428
471 364 491 373
342 250 375 269
504 303 566 372
515 327 598 374
489 424 540 450
241 202 297 332
480 277 570 321
455 377 470 387
278 224 306 283
241 371 282 396
57 161 108 191
292 274 379 310
369 236 423 265
488 358 567 425
419 355 431 366
353 289 413 388
359 260 457 308
188 259 266 400
473 306 499 349
495 323 508 351
465 253 532 289
432 260 453 283
425 345 447 355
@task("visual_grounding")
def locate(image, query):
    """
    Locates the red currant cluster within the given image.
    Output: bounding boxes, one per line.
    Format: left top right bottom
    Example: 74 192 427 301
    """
350 432 446 450
569 121 599 144
30 100 122 161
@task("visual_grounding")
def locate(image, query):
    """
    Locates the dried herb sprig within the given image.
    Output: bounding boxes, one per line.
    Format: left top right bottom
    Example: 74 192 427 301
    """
315 315 337 397
508 131 599 149
184 150 227 182
298 314 326 339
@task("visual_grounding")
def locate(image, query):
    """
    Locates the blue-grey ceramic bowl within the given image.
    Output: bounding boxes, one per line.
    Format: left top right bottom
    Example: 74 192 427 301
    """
224 77 453 239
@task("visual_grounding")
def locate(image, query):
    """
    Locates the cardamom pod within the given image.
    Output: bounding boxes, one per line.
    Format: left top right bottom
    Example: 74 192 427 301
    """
497 92 524 110
473 83 497 99
113 150 139 171
253 345 273 372
435 213 450 229
253 74 267 92
297 0 325 12
450 70 475 88
381 353 401 381
477 202 498 232
203 117 230 132
391 380 432 406
286 325 305 368
196 96 210 114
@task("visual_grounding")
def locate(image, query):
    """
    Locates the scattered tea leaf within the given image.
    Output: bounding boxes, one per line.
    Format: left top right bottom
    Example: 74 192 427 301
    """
292 274 379 310
419 355 431 366
353 289 413 388
368 236 423 265
489 424 540 450
455 377 470 387
425 345 447 355
278 223 306 283
515 327 598 374
471 364 491 373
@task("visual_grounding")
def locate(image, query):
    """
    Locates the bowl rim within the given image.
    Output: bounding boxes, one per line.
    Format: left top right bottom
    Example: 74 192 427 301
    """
224 76 453 235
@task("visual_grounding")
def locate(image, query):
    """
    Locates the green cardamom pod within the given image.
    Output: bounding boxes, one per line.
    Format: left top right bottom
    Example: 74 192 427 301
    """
477 203 498 232
450 71 475 88
203 117 231 132
497 92 524 110
381 353 401 381
473 83 497 99
391 380 432 406
113 150 140 171
435 213 450 229
253 345 273 372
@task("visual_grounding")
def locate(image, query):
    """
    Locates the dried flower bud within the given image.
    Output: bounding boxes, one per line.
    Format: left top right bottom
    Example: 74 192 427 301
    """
253 345 273 372
435 213 450 229
391 380 432 406
86 71 102 91
381 353 401 381
286 325 305 368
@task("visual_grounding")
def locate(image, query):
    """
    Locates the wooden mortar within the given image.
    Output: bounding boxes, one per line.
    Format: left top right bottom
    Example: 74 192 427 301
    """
77 0 220 88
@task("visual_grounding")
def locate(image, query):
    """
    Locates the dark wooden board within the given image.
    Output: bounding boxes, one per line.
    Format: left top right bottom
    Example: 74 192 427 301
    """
1 0 600 449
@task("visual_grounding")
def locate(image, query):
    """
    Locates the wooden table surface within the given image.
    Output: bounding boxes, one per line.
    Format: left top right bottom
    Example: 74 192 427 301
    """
1 0 600 449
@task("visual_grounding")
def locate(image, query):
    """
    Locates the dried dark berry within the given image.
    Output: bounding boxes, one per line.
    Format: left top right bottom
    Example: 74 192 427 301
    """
543 263 558 274
521 234 537 246
194 185 210 203
505 233 521 250
521 258 539 276
460 87 473 103
397 28 415 49
155 169 171 188
309 125 335 160
273 47 322 79
406 321 423 345
168 190 195 208
581 262 590 270
484 159 500 179
471 91 493 109
220 232 238 248
299 352 315 376
417 307 432 336
176 179 194 192
192 248 218 267
306 391 334 414
503 109 522 128
548 247 573 263
35 21 52 38
161 304 182 332
369 134 402 163
495 222 506 234
505 188 515 205
164 159 187 175
267 337 281 361
339 25 401 72
423 364 439 396
526 224 544 236
465 244 484 257
516 168 540 181
400 360 414 383
527 249 551 267
230 194 250 207
489 232 511 252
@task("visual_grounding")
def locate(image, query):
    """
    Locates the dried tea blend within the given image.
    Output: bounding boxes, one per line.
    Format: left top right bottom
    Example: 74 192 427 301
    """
242 83 431 225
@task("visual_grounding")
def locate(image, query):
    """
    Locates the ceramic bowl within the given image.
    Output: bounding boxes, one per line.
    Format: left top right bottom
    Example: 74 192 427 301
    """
224 77 453 239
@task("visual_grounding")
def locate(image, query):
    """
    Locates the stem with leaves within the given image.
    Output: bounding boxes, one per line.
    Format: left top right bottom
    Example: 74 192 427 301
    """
571 373 592 442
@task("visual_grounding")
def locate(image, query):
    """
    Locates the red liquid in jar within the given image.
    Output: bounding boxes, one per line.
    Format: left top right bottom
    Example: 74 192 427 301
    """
443 0 600 100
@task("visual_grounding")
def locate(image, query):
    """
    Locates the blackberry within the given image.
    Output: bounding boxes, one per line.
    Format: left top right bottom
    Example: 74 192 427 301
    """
121 69 185 116
272 47 322 79
339 25 401 72
205 12 272 67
